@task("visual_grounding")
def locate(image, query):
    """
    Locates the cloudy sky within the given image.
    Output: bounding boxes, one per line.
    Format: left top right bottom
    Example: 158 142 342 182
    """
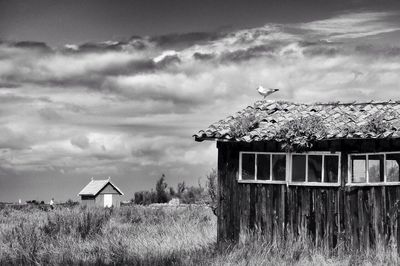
1 0 400 202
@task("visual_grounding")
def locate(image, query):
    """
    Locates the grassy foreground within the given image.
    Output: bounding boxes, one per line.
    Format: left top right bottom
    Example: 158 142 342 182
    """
0 204 399 265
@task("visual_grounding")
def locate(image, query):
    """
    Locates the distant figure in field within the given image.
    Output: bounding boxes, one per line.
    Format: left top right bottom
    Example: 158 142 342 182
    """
50 198 54 210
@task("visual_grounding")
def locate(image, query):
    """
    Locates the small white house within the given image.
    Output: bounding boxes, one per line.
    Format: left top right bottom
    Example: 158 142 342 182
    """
78 178 123 207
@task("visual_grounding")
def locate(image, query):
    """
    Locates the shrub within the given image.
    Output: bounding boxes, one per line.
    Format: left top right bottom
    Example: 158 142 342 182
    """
180 186 205 204
134 190 157 205
155 174 170 203
206 169 218 216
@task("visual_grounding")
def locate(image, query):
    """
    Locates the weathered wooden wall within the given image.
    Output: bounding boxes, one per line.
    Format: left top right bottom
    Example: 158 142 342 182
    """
217 139 400 251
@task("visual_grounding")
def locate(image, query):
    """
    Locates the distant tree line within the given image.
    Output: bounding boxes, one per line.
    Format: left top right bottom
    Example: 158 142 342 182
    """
133 169 217 210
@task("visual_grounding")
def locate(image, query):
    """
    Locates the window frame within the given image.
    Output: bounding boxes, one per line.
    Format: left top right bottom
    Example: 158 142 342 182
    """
238 151 341 186
238 151 288 184
347 152 400 186
290 152 341 187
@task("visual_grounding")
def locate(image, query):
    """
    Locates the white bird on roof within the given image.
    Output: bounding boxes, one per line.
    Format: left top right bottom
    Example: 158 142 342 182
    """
257 86 279 99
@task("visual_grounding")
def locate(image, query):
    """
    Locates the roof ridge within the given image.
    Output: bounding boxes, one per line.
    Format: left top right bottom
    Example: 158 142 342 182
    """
78 178 123 196
254 99 400 107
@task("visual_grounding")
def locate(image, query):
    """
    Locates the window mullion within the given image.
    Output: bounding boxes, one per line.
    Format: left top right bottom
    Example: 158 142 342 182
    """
305 155 309 183
270 154 273 181
289 154 292 183
239 152 242 181
384 153 387 183
348 154 352 184
255 153 258 181
287 153 291 183
321 155 325 183
366 154 369 183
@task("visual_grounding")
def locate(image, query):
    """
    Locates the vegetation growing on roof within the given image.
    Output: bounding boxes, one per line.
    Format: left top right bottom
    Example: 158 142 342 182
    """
229 113 259 138
276 115 327 152
194 100 400 142
358 113 393 135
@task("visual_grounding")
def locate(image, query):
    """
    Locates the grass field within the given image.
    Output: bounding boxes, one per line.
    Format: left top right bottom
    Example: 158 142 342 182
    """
0 204 399 265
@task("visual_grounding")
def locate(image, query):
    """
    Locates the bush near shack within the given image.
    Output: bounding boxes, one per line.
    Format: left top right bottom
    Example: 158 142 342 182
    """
133 170 217 206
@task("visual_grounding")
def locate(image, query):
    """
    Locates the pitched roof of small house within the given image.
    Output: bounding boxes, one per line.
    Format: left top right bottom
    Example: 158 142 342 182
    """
78 179 124 196
194 100 400 145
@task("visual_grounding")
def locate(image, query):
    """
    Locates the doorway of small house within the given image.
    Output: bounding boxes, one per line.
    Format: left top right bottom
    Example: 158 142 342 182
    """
104 194 112 207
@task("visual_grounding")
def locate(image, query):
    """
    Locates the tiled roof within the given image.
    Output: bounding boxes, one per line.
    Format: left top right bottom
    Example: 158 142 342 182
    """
194 100 400 143
78 179 123 196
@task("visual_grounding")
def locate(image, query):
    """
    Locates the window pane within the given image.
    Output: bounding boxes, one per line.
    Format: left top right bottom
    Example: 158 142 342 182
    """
241 153 255 180
324 155 339 183
387 153 400 182
272 154 286 181
351 155 366 183
308 155 322 182
368 154 384 182
257 154 270 180
292 155 306 182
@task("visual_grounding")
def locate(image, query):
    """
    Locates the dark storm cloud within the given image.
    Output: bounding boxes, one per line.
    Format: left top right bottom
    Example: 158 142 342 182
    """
38 108 62 121
302 45 340 57
219 44 280 63
193 52 215 61
0 82 20 89
0 127 31 150
355 44 400 57
150 31 224 49
76 42 125 53
13 41 52 52
0 94 51 106
70 135 90 150
131 147 166 161
93 153 127 161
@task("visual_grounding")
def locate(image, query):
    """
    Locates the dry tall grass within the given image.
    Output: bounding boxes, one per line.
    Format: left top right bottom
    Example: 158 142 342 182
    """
1 204 400 265
0 205 215 265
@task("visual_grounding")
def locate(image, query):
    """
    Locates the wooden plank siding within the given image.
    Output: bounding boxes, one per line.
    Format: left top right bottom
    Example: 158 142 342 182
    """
217 139 400 251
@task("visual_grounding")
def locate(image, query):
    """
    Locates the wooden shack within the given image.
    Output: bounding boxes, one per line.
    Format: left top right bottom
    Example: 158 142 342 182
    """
194 100 400 251
78 178 123 207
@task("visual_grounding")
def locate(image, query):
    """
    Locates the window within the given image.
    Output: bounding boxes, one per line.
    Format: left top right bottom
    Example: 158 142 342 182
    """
291 153 340 185
239 151 340 185
272 154 286 181
351 155 366 183
387 153 400 182
292 155 306 182
324 155 339 183
308 155 322 182
368 154 384 182
239 152 286 182
349 152 400 185
257 154 270 180
241 153 255 180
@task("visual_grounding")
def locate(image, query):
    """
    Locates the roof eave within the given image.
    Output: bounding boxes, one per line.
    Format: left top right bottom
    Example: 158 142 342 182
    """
94 181 124 197
195 136 400 143
194 136 216 142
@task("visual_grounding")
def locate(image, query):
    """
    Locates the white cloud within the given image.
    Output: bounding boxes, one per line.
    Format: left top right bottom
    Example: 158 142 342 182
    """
1 10 400 197
300 12 400 40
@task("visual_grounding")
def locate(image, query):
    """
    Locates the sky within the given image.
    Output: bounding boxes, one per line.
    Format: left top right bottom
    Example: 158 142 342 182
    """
1 0 400 202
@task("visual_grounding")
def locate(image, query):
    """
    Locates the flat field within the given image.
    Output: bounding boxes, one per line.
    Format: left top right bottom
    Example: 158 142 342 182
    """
0 204 399 265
